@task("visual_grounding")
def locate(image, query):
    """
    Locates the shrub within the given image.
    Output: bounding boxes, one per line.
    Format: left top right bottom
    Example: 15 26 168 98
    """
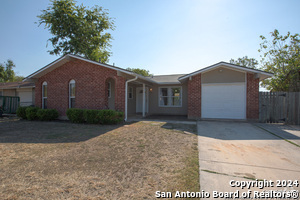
67 108 124 124
83 109 100 124
37 109 59 121
115 111 124 123
16 106 28 119
25 107 40 120
66 108 85 123
97 109 124 124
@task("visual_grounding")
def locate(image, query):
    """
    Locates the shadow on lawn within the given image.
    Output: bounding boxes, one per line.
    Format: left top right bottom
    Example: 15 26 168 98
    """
0 120 133 143
162 122 198 135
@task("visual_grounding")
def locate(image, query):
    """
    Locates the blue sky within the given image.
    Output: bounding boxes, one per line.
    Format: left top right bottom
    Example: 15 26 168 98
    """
0 0 299 77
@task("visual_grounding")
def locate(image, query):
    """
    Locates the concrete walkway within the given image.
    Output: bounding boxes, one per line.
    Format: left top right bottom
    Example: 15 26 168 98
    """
197 121 300 199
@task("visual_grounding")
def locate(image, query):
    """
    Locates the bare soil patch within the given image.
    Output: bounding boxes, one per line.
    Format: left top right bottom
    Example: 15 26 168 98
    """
0 120 199 199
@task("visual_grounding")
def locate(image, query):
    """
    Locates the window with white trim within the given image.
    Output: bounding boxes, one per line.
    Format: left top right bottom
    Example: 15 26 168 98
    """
128 87 133 99
69 80 75 108
159 87 182 107
108 82 111 98
42 81 47 109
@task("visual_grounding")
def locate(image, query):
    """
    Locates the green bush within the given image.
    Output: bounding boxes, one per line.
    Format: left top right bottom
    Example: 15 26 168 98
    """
37 109 59 121
25 107 40 120
66 108 85 123
67 108 124 124
16 106 28 119
115 111 124 123
83 109 100 124
97 109 124 124
97 109 114 124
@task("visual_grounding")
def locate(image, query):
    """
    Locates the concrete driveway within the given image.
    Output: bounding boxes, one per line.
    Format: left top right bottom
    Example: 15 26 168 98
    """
198 121 300 199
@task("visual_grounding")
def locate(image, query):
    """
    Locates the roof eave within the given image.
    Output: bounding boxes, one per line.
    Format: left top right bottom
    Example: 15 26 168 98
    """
23 54 157 84
178 62 273 81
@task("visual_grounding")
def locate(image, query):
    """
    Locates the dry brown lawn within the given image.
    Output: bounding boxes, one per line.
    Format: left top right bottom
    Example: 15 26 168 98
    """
0 119 199 199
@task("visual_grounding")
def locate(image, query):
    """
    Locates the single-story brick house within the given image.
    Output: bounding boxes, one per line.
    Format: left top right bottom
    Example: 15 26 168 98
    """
23 54 272 120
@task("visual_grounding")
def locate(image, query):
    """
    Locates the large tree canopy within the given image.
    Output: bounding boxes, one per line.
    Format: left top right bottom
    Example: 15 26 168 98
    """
229 56 258 69
0 60 23 82
126 68 152 77
259 29 300 92
38 0 115 63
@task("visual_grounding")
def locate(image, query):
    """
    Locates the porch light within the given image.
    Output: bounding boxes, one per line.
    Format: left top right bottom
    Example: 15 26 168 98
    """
149 88 153 92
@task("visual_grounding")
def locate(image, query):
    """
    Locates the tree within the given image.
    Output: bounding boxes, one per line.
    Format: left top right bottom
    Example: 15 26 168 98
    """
37 0 115 63
259 29 300 92
229 56 258 69
0 59 17 82
126 67 152 77
14 76 25 82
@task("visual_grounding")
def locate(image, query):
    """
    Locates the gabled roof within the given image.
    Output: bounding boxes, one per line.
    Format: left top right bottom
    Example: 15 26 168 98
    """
23 54 156 84
179 62 273 81
24 55 273 85
0 81 35 89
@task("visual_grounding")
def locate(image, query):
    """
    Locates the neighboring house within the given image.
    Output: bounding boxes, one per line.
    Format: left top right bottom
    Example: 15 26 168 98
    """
0 82 35 106
23 54 272 120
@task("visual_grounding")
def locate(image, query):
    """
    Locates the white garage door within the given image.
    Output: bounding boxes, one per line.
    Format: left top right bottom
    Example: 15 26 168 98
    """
202 83 246 119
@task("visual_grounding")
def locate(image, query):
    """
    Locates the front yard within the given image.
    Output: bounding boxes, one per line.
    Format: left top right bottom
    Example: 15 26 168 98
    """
0 120 199 199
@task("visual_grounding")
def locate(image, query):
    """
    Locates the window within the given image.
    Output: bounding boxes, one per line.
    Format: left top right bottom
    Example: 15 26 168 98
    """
42 81 47 109
159 87 182 107
69 80 75 108
128 87 133 99
108 82 111 98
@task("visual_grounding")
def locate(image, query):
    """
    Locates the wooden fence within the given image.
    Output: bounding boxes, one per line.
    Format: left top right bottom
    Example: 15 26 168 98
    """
259 92 300 125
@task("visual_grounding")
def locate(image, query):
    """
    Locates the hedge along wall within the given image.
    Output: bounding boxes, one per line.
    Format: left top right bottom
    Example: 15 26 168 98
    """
67 108 124 124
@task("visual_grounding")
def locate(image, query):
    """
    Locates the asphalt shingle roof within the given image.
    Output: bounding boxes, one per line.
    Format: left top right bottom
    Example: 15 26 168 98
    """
147 74 186 84
0 82 35 89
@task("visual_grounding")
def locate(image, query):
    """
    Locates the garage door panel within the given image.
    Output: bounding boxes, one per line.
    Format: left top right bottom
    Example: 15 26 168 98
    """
202 84 246 119
18 91 33 106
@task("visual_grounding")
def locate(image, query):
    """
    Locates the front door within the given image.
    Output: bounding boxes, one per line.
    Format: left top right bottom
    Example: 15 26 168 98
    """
136 87 149 113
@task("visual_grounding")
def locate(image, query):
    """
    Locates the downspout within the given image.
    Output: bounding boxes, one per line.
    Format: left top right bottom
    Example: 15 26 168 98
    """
125 76 138 121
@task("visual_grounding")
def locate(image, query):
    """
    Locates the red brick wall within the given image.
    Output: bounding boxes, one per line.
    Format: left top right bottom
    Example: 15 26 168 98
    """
187 73 202 119
35 59 126 116
246 73 259 119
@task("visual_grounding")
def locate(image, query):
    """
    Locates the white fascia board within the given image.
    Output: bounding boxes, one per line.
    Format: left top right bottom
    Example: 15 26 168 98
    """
178 62 273 81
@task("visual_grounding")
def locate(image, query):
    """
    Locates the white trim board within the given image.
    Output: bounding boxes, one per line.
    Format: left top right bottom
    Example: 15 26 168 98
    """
179 62 273 81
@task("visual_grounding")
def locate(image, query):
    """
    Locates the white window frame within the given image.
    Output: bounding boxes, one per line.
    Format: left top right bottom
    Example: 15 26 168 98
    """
42 81 47 109
108 82 111 98
158 86 182 107
69 79 75 108
128 87 133 99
